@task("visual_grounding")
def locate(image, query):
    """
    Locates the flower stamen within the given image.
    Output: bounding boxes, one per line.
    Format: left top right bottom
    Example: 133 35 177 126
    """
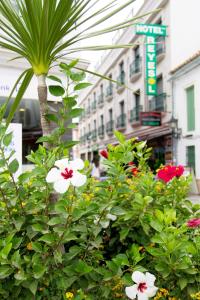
61 168 73 180
138 282 147 293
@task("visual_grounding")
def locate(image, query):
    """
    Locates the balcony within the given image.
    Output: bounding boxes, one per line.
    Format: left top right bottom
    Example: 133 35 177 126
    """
116 71 125 94
106 120 114 136
91 100 97 113
86 131 92 142
149 93 167 112
106 84 113 101
91 129 97 141
130 105 143 125
86 106 91 116
98 94 104 108
129 58 142 83
156 36 165 63
98 125 105 138
80 135 86 144
116 113 126 130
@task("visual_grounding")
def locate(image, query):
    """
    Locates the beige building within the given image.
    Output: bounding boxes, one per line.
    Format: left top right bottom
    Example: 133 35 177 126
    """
75 0 200 168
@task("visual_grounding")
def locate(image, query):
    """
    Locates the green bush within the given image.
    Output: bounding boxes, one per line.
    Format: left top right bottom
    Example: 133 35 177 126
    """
0 65 199 300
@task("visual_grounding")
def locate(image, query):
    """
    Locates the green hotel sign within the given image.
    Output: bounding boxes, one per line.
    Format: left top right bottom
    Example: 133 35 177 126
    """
136 24 167 36
136 24 167 95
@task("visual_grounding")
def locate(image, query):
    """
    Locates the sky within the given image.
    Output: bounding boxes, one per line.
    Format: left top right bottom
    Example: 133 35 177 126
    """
76 0 144 70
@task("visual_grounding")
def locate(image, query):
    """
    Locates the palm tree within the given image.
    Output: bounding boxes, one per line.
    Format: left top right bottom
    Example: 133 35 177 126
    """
0 0 148 138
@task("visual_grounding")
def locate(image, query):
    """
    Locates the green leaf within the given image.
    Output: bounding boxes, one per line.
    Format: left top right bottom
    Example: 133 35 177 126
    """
0 265 13 279
39 233 55 245
120 228 129 241
47 75 62 84
70 108 84 118
14 216 25 231
49 85 65 96
6 69 33 127
45 113 58 123
178 278 188 290
8 159 19 173
36 136 51 143
150 220 163 232
3 132 13 146
11 250 21 268
26 280 38 295
14 269 27 281
48 217 65 226
33 264 47 279
75 260 93 274
74 82 92 91
31 242 43 253
70 71 86 82
63 97 77 108
114 131 125 143
63 141 79 149
111 206 126 216
0 243 12 259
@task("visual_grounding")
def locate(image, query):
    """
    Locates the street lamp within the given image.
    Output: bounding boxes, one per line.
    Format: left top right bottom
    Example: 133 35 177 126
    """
170 117 182 139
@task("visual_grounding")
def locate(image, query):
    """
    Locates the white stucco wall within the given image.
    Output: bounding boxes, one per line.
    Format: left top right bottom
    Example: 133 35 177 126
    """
170 0 200 69
173 59 200 180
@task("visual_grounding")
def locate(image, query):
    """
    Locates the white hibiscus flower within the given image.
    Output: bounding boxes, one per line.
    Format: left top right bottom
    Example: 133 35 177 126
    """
125 271 158 300
46 158 86 193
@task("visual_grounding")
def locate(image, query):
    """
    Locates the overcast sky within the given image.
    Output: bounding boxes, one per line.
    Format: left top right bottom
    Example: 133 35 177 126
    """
76 0 144 70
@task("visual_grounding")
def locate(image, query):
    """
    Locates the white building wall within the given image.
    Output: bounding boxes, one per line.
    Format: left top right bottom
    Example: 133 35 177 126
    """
173 59 200 183
170 0 200 69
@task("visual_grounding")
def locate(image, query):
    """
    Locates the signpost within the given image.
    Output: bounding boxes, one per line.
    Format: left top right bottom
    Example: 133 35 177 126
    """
140 112 161 126
136 23 167 96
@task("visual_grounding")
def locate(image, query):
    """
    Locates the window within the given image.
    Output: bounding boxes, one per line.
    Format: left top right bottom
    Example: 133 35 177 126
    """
157 75 163 95
109 108 113 121
93 92 96 101
120 101 124 114
186 86 195 131
135 90 140 107
100 84 103 95
100 115 104 125
134 46 140 60
187 145 195 174
119 61 124 73
94 120 96 129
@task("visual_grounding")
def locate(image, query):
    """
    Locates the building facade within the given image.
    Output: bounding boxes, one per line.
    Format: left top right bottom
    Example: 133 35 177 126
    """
171 52 200 192
76 0 200 171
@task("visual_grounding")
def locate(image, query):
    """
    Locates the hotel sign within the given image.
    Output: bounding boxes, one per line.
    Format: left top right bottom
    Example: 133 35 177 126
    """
140 112 161 126
136 24 167 95
136 24 167 36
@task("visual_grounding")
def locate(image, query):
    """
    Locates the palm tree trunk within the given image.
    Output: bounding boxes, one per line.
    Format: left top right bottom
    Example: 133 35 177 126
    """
37 74 51 148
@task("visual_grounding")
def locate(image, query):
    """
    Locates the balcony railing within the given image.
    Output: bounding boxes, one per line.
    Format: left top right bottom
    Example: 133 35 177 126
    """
86 106 91 116
92 129 97 141
86 131 92 141
130 105 143 123
116 113 126 129
149 93 167 112
91 100 97 112
156 36 165 56
106 120 114 135
98 125 104 138
130 57 142 77
106 85 113 100
98 94 104 107
116 71 125 92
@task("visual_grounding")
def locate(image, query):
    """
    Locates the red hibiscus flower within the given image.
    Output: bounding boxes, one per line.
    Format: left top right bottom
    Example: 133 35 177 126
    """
100 149 108 159
157 165 184 183
128 162 139 176
187 218 200 228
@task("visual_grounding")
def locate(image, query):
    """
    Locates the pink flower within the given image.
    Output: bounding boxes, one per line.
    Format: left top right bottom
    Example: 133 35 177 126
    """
100 149 108 159
187 218 200 228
